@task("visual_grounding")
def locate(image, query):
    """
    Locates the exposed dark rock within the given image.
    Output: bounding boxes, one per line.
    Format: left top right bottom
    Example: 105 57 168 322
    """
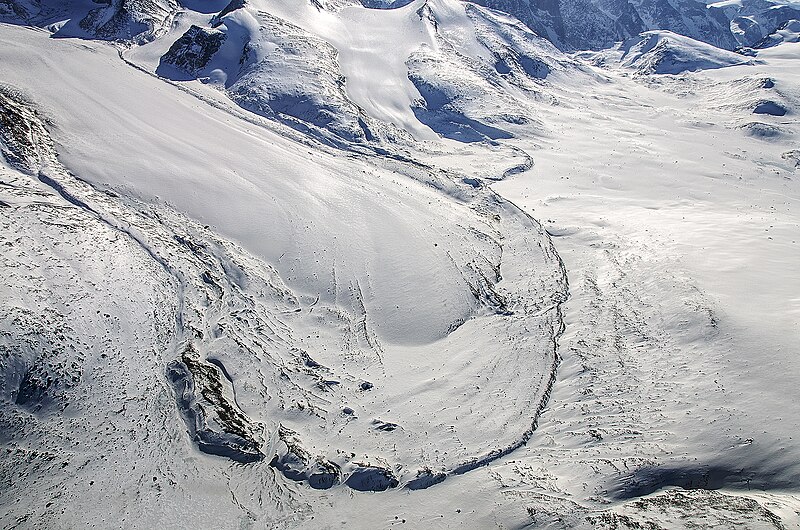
270 425 341 489
211 0 245 27
166 344 263 463
159 25 226 77
344 465 399 491
372 420 398 432
406 468 447 490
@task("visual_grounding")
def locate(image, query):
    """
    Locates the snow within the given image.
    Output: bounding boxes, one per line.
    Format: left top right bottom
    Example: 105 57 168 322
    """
1 0 800 527
757 18 800 45
488 41 800 525
329 2 442 140
617 30 753 74
1 25 476 343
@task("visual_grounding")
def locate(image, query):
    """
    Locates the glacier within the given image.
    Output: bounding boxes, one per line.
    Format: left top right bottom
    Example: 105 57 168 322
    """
1 0 799 528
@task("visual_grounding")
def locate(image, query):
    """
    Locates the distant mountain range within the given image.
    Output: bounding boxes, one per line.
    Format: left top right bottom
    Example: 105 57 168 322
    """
465 0 800 50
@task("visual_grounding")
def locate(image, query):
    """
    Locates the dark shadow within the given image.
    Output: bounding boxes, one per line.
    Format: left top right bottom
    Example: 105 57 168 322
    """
359 0 415 8
753 101 788 116
409 75 512 143
607 460 800 500
155 61 196 81
519 55 551 79
412 107 512 143
494 59 512 74
344 466 399 492
234 95 370 148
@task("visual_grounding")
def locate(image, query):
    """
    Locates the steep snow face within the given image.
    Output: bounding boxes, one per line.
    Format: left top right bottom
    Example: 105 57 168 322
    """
220 11 389 144
318 0 441 140
272 0 442 142
470 0 738 50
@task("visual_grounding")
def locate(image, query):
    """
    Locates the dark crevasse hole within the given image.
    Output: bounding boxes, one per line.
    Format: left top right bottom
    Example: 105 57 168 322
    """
753 101 787 116
495 60 512 75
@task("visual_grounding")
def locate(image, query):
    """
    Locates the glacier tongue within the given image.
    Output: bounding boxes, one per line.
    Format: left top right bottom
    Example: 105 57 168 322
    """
0 18 568 518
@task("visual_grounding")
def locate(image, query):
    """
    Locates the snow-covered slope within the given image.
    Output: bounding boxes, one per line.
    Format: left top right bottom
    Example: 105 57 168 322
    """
0 0 179 41
613 30 753 73
0 14 569 517
147 0 582 146
1 0 800 527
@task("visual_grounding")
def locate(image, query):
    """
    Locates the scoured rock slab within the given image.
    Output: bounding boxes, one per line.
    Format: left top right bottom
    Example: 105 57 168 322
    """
166 345 263 464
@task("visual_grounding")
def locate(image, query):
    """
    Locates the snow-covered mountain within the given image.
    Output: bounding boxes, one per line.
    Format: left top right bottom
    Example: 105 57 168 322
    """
0 0 179 41
151 0 582 146
585 29 753 73
4 0 799 50
1 0 799 527
711 0 800 46
469 0 737 49
470 0 800 49
754 17 800 46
